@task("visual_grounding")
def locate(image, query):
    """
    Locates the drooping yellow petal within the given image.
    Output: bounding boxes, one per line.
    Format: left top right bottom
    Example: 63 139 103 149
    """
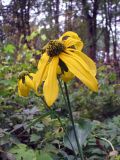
37 53 49 70
67 49 96 76
34 53 49 91
74 41 83 51
61 71 74 82
18 79 30 97
59 53 98 92
66 50 95 76
42 64 49 81
59 31 83 50
25 73 35 89
79 51 97 76
63 37 80 48
43 56 59 106
59 31 80 41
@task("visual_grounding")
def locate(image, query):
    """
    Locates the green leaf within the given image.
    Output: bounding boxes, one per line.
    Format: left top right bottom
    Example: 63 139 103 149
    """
64 118 92 153
4 44 15 54
27 31 39 41
36 151 53 160
30 134 40 142
41 34 46 41
10 144 36 160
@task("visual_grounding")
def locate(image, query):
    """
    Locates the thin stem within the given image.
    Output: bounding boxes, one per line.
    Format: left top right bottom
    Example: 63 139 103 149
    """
64 82 84 160
58 78 68 106
57 117 78 160
96 136 115 151
53 105 78 160
40 97 78 159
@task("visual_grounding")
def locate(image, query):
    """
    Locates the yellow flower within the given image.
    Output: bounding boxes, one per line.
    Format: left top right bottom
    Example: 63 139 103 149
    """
34 31 98 106
18 72 35 97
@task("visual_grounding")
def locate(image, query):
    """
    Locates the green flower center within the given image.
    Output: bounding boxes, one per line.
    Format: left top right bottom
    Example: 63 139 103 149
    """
46 40 65 57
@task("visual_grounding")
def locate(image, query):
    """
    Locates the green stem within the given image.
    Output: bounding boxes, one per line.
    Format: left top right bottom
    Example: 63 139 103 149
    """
64 82 84 160
58 78 68 106
52 105 78 160
40 97 78 159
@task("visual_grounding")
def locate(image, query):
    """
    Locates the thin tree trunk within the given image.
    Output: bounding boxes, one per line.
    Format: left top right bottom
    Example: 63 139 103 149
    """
81 0 99 61
104 28 110 63
104 0 110 63
54 0 60 38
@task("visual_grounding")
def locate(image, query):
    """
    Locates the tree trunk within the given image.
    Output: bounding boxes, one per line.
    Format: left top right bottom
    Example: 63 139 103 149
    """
103 0 110 63
81 0 99 61
64 0 73 31
104 27 110 63
54 0 60 38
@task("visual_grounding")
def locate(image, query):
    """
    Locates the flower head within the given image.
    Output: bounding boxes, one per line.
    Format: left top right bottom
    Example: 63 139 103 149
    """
18 71 35 97
33 31 98 106
46 40 65 57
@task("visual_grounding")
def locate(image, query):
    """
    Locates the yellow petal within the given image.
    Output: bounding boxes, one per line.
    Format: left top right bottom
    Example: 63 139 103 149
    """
25 73 35 89
63 37 80 48
57 65 61 75
79 51 96 76
66 50 95 75
34 53 49 91
61 71 74 82
59 31 83 50
59 53 98 92
67 49 97 76
74 41 83 51
37 53 49 69
43 56 59 106
18 80 30 97
59 31 80 41
42 64 49 81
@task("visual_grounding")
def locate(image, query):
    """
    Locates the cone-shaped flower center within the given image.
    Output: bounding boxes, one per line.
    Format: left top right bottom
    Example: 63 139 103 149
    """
46 40 65 57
